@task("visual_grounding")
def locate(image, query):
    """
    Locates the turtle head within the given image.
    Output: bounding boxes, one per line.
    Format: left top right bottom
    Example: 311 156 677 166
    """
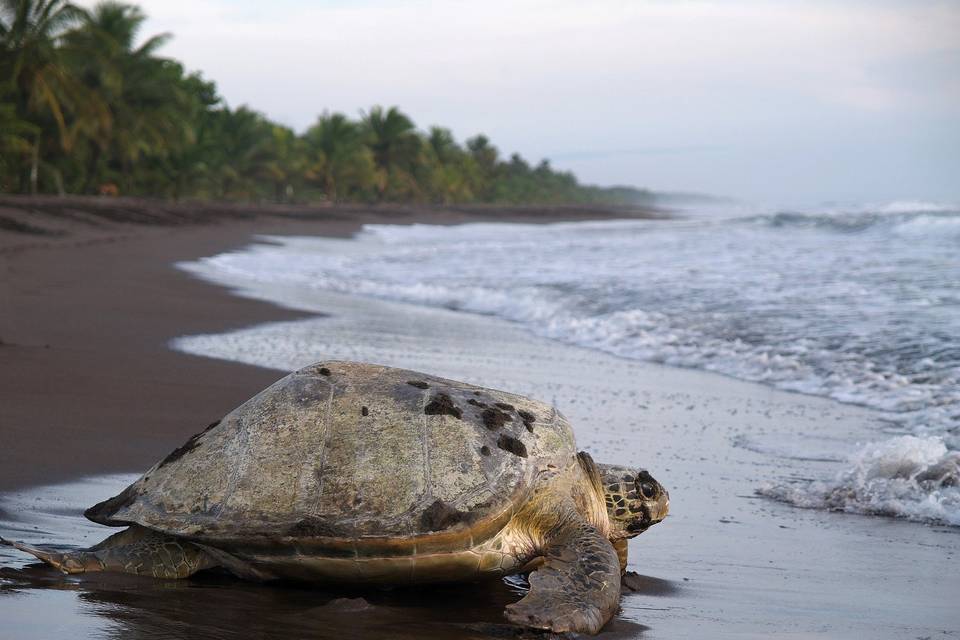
597 463 669 539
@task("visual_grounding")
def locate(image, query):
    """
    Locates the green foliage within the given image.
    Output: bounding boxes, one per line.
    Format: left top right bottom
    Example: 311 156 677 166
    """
303 111 374 201
0 0 650 204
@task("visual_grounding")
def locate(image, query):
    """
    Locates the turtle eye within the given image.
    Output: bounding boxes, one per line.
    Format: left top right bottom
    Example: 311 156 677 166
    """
639 482 657 500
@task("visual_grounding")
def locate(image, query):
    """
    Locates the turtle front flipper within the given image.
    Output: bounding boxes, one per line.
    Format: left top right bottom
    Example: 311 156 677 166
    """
504 519 621 635
1 525 217 579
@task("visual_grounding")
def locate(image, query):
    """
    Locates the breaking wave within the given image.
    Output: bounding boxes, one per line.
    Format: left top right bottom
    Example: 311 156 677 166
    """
759 436 960 525
182 201 960 525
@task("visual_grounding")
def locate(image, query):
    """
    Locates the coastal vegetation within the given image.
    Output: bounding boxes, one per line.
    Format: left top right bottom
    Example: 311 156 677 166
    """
0 0 651 205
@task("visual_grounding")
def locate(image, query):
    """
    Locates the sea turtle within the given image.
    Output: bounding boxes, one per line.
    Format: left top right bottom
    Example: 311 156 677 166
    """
2 361 669 634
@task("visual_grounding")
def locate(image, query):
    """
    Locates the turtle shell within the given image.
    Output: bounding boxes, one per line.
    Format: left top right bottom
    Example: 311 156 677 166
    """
86 361 576 555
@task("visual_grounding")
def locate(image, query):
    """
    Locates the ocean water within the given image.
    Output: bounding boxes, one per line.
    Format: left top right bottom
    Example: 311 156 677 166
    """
178 201 960 526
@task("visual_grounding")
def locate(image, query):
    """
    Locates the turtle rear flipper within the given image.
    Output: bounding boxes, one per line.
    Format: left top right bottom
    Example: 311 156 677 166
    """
2 525 217 579
504 518 621 635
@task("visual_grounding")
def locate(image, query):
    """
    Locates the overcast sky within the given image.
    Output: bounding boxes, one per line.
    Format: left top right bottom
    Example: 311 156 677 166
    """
76 0 960 205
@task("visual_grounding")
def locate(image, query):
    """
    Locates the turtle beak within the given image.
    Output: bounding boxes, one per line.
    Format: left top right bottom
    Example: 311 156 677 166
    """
653 488 670 522
627 487 670 533
629 488 669 534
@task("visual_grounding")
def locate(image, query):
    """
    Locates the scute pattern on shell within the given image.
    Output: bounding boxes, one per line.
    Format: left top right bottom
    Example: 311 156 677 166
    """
86 362 576 552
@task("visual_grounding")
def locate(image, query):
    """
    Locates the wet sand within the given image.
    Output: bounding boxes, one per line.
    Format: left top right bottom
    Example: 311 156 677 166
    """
1 198 957 639
169 262 960 639
0 197 660 639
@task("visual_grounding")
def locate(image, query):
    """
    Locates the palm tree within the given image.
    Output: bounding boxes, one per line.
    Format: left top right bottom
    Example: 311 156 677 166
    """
199 105 286 199
0 95 37 190
160 71 221 199
465 134 499 201
363 105 419 168
247 123 304 201
426 126 458 164
303 111 374 201
65 1 186 193
422 126 472 203
362 105 421 199
0 0 87 192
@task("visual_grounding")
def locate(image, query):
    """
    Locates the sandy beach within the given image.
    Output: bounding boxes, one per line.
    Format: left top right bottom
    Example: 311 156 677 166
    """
0 197 957 639
0 196 655 491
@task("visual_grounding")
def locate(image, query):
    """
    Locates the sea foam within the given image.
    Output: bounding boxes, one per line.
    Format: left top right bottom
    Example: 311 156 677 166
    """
760 436 960 525
178 203 960 525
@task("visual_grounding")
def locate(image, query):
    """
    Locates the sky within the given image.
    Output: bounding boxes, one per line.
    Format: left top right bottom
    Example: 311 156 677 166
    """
76 0 960 205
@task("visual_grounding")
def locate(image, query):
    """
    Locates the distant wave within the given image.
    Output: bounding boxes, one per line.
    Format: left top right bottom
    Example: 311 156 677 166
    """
874 200 960 214
744 206 960 235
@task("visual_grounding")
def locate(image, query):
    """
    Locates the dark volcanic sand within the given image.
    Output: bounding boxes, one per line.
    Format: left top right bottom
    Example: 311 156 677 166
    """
0 196 659 640
5 197 955 640
0 195 659 492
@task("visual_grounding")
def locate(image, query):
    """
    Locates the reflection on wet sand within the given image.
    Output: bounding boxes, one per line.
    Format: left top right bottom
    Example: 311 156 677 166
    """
0 472 661 638
0 561 654 639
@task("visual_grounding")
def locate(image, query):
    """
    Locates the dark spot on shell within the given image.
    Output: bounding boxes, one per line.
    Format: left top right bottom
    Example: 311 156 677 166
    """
84 484 143 524
517 409 536 431
482 407 512 430
156 420 219 469
467 398 486 407
621 474 634 482
287 517 348 537
495 402 515 411
616 498 626 507
626 490 639 500
497 434 528 458
607 484 620 492
361 406 369 416
420 499 473 531
424 393 462 419
480 446 491 456
318 367 331 376
407 380 429 389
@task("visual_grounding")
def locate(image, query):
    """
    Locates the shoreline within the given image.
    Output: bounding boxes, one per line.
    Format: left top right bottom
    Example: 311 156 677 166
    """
0 197 661 492
2 198 959 639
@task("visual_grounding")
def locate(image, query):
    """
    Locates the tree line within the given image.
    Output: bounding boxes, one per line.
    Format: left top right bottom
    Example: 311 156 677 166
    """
1 0 651 205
